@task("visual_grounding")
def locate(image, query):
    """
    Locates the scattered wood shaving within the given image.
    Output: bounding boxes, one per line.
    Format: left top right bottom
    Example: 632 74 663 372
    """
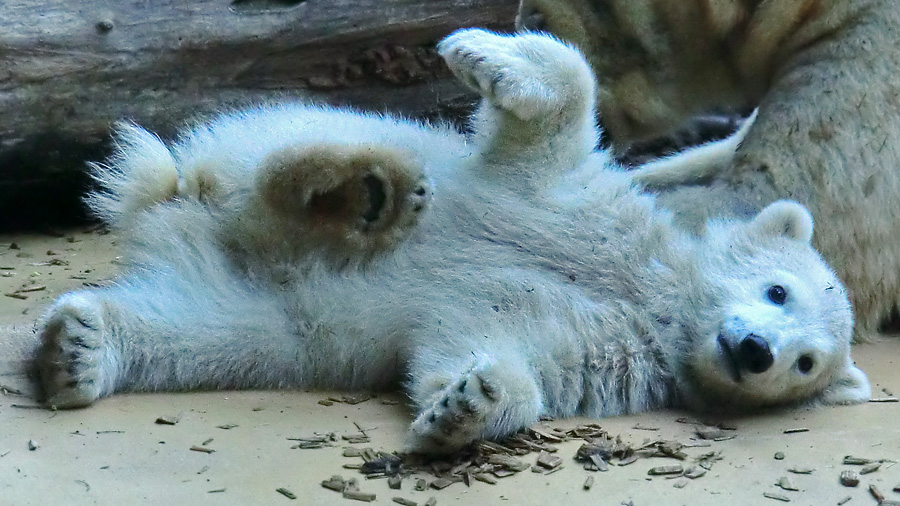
647 465 683 476
840 470 859 487
343 490 376 502
775 476 799 491
763 491 791 502
859 462 880 474
783 428 809 434
276 487 297 500
869 484 885 503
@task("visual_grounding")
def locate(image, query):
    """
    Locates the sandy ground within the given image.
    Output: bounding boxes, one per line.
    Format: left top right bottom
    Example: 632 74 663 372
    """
1 229 898 506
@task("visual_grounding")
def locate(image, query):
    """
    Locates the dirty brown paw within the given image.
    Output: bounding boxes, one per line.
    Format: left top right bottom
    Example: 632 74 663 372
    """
257 143 431 253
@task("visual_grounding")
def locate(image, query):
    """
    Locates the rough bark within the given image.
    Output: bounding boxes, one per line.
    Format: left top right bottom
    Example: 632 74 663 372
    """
0 0 517 226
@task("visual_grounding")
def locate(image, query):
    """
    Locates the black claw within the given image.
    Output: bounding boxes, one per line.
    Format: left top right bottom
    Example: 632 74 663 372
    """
458 380 467 393
478 376 498 401
458 398 478 415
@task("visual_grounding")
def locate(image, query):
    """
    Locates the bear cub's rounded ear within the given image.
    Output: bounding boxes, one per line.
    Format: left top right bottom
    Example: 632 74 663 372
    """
748 200 814 243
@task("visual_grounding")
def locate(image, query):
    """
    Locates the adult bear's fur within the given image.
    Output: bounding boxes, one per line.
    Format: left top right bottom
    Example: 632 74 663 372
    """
517 0 900 341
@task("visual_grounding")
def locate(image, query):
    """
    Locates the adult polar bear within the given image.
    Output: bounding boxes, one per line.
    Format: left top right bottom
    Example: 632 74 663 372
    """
36 30 868 453
516 0 900 341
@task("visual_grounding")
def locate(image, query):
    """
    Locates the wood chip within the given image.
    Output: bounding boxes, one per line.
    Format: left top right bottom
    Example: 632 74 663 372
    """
695 426 728 440
840 470 859 487
207 488 225 493
529 427 565 443
190 446 215 454
787 467 814 474
860 462 881 474
414 479 427 491
342 490 376 502
763 491 791 502
618 455 639 466
868 397 899 403
673 478 690 489
836 496 851 506
318 399 334 406
341 394 373 405
474 473 497 485
487 454 529 472
28 439 38 451
4 293 27 300
783 428 809 434
155 416 178 425
843 456 873 465
392 498 417 506
774 452 785 460
424 498 436 506
388 476 402 490
430 478 455 490
648 465 683 476
216 424 238 430
536 451 563 470
632 424 659 431
321 476 346 492
17 284 46 293
276 488 297 500
775 476 799 491
583 476 594 490
589 454 608 471
869 484 885 503
684 467 707 479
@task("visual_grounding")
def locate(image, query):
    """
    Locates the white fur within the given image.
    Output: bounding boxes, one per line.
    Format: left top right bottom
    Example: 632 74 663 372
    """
35 30 869 454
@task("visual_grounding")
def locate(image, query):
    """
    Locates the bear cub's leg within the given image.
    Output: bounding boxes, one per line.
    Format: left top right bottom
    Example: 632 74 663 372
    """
438 29 597 177
35 292 119 408
406 356 543 453
256 143 431 252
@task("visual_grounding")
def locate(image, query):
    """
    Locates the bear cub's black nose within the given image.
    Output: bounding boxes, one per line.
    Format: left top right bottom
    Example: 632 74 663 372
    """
737 334 774 373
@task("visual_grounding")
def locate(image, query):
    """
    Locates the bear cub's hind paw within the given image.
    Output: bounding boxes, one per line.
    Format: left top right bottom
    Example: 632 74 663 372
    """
438 28 592 121
258 143 430 253
35 292 116 409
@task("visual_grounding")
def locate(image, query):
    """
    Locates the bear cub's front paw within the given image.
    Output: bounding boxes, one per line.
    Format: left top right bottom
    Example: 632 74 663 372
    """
35 292 116 408
405 368 505 454
258 143 430 252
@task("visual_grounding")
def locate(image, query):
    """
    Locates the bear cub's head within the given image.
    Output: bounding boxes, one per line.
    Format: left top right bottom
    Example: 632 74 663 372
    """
685 201 870 410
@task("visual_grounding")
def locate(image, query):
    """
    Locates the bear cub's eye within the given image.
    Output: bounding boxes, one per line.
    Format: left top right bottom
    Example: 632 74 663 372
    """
767 285 787 305
797 355 814 374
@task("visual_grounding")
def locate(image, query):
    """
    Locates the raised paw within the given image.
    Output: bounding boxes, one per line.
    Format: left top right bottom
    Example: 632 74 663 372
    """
35 292 117 408
257 143 430 252
437 28 594 121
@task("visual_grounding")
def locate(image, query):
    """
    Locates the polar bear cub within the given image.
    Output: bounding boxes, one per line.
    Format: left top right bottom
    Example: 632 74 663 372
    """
35 29 869 453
